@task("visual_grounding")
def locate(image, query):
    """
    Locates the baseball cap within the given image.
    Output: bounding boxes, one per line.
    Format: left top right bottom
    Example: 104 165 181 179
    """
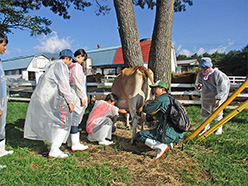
149 80 168 89
198 57 213 68
59 49 78 62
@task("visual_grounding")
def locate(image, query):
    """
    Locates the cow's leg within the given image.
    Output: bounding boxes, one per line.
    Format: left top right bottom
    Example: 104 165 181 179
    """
113 115 118 127
141 112 146 131
126 113 131 129
131 114 138 144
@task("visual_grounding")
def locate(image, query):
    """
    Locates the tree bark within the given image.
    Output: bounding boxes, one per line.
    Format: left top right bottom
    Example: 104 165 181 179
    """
148 0 174 89
113 0 144 67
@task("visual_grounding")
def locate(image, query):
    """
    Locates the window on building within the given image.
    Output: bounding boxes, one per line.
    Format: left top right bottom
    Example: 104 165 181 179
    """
28 72 35 81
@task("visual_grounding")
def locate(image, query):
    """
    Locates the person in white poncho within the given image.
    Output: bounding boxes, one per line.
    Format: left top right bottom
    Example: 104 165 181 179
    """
195 57 230 136
0 33 14 158
24 49 76 158
86 93 127 145
67 49 88 151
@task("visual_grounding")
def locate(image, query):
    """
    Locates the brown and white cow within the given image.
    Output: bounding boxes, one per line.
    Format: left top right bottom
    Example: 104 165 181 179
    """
112 66 154 143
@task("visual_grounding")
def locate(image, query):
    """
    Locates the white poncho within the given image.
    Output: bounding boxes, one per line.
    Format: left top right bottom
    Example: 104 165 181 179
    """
24 60 74 143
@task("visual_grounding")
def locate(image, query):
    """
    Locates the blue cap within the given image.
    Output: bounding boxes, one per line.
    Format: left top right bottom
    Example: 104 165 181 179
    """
59 49 78 62
198 57 213 68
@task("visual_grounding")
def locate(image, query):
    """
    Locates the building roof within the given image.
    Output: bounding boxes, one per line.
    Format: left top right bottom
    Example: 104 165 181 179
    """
88 39 152 68
86 46 119 67
113 39 151 64
2 54 50 71
177 59 199 66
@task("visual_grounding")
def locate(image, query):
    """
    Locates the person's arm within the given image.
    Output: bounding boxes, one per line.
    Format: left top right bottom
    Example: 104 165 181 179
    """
215 70 230 100
55 62 74 112
118 108 127 114
72 64 87 106
195 72 202 90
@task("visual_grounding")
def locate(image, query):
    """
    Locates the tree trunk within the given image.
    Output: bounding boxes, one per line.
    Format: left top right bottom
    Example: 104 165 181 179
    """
148 0 174 89
113 0 143 67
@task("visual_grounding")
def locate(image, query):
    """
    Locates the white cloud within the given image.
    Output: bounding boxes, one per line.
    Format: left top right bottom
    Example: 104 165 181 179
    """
197 48 205 55
208 40 234 54
176 45 182 52
178 49 192 57
33 32 72 54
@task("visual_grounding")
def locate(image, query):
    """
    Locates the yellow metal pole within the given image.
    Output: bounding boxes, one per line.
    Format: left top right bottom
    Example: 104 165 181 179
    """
197 99 248 141
184 77 248 143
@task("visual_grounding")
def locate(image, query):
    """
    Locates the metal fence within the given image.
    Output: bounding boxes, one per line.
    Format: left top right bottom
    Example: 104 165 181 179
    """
6 76 248 109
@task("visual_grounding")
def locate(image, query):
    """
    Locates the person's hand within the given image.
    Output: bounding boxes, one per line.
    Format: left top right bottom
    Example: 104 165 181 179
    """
0 109 2 117
213 100 220 108
68 104 74 113
138 117 146 124
81 98 86 107
145 99 153 104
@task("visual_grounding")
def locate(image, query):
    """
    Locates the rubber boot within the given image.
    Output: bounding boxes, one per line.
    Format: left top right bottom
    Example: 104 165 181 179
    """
48 129 68 158
168 143 173 150
145 138 157 148
98 140 113 146
153 142 169 160
71 132 88 151
0 139 14 157
145 139 169 160
67 136 71 147
199 117 210 136
215 125 223 135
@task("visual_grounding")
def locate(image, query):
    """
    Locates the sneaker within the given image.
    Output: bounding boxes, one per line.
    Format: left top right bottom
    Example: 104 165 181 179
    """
98 140 113 146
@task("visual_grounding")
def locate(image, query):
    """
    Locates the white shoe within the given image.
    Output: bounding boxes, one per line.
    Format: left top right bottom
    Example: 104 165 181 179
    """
71 133 88 152
215 126 223 135
153 143 169 160
0 139 14 158
98 140 113 146
199 124 210 136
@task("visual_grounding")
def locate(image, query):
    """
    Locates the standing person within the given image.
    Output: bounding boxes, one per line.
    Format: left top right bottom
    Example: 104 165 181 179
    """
195 57 230 135
67 49 88 151
0 33 14 157
136 80 184 160
24 49 76 158
86 93 127 145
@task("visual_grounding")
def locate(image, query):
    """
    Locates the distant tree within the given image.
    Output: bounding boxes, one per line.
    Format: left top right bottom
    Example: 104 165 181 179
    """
177 54 188 60
177 44 248 76
0 0 109 36
216 45 248 76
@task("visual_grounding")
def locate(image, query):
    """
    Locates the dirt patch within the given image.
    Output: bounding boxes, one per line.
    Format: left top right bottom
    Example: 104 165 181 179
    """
78 116 212 185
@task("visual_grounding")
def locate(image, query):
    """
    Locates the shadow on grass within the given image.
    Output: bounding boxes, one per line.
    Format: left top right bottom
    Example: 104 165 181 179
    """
5 119 49 157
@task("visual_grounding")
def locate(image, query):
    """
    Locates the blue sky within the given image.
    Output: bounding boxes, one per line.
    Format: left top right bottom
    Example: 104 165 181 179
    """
1 0 248 60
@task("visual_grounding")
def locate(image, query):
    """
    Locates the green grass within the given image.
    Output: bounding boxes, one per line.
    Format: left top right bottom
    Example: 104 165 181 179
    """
183 106 248 185
0 101 130 185
1 102 248 185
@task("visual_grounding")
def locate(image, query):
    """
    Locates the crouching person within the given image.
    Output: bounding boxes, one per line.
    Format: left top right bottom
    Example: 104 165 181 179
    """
24 49 76 158
86 93 127 145
136 80 184 160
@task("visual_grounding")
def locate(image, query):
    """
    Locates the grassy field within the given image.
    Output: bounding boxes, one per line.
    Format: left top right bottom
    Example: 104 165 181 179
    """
0 102 247 185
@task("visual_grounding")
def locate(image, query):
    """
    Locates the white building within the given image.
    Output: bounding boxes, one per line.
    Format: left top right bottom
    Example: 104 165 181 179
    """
2 54 51 83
